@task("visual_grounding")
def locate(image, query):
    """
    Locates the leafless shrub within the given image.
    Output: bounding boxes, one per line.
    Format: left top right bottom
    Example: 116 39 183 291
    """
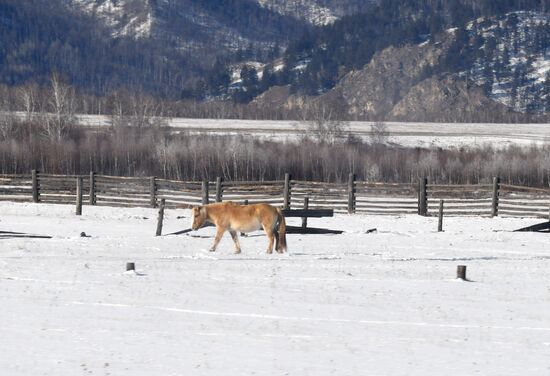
0 112 17 141
0 116 549 187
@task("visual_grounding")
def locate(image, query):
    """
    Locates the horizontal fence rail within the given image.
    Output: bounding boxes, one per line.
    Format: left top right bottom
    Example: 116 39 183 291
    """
0 171 549 218
426 183 494 217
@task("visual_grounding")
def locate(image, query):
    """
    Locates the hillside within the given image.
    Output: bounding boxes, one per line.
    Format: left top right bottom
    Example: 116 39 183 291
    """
333 11 550 120
0 0 310 96
0 0 548 121
253 11 550 121
69 0 309 57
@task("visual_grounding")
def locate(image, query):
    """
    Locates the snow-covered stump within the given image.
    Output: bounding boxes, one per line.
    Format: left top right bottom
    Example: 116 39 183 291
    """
126 262 135 272
457 265 467 280
156 199 165 236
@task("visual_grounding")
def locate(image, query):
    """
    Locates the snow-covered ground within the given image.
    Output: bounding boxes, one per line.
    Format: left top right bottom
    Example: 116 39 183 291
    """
9 112 550 149
73 114 550 149
1 202 550 375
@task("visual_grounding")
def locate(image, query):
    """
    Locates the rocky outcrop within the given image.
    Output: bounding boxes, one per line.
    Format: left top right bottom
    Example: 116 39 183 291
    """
331 39 453 119
388 75 509 122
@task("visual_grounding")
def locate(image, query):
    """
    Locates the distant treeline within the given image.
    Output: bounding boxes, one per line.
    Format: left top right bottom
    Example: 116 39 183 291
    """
1 116 549 187
1 81 548 124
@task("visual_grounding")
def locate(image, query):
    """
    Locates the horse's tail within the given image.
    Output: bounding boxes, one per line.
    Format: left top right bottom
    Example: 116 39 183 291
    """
275 208 287 253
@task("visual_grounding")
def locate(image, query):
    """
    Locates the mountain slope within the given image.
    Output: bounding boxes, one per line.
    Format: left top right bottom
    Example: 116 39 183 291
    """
68 0 310 58
255 11 549 121
321 11 550 120
0 0 312 96
0 0 194 95
279 0 550 96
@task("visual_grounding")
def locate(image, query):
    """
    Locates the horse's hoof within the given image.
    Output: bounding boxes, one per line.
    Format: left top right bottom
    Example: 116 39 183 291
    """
209 249 216 252
234 250 241 254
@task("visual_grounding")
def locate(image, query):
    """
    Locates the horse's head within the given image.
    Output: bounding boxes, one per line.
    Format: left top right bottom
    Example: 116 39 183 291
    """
191 206 207 230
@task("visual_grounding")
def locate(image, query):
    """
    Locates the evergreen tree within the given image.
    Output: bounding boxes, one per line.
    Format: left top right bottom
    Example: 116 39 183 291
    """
206 59 231 96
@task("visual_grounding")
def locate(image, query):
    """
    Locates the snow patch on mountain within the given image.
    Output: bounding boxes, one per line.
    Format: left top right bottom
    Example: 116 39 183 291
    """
256 0 337 25
70 0 152 38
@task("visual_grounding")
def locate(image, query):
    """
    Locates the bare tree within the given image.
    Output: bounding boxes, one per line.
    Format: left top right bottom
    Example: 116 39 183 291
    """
43 74 76 141
17 83 39 121
111 90 169 128
307 103 348 144
369 121 390 144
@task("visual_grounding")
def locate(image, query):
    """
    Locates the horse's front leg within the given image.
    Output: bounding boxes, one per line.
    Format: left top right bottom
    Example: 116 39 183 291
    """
210 226 225 252
229 230 242 254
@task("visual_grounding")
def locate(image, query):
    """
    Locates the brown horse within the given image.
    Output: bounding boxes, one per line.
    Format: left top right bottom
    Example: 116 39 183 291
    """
191 202 287 254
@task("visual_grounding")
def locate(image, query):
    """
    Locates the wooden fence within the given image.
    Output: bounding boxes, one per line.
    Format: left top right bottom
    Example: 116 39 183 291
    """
0 171 549 218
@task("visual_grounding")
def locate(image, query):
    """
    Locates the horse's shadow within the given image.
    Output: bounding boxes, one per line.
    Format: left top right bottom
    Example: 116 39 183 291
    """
0 231 52 239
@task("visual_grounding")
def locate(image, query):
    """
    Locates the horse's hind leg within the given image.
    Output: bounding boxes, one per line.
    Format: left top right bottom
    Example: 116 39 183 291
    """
262 224 275 254
229 230 242 254
273 228 280 252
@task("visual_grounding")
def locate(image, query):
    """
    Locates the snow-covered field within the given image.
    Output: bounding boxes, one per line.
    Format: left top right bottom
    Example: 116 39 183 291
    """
70 114 550 149
8 112 550 148
1 202 550 375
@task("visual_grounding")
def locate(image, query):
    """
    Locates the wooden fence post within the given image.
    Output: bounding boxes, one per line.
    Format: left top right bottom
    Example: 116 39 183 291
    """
156 198 165 236
150 177 157 208
491 176 500 217
438 199 444 232
202 179 209 205
215 177 222 202
347 173 356 214
32 169 39 203
76 176 83 216
419 177 428 216
283 173 291 210
89 171 96 205
302 197 309 229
